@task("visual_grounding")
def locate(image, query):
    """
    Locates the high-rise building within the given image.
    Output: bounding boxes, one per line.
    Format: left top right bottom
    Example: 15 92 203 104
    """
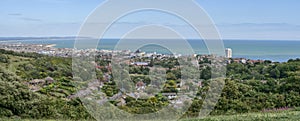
225 48 232 58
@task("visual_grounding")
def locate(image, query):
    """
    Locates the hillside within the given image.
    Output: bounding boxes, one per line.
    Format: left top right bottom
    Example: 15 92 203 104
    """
1 49 300 120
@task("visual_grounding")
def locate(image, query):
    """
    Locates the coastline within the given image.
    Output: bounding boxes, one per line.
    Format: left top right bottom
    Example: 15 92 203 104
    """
1 39 300 62
45 44 57 48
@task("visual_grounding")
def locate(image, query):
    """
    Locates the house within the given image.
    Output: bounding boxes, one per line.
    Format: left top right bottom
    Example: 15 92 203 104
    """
45 77 55 85
29 79 45 86
162 93 177 99
102 73 111 82
260 80 268 84
28 79 45 92
136 81 146 90
241 59 247 64
181 85 190 91
131 62 149 66
198 81 202 88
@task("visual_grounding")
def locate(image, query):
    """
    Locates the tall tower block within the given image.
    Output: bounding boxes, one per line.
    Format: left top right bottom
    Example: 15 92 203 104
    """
225 48 232 58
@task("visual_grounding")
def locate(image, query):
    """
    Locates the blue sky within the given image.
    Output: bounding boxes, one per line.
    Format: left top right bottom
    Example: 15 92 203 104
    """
1 0 300 40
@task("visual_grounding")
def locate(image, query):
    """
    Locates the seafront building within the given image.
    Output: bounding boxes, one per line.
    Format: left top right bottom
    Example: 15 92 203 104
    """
0 43 248 66
225 48 232 58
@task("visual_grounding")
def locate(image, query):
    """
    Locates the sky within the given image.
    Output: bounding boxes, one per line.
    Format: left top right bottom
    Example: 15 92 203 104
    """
1 0 300 40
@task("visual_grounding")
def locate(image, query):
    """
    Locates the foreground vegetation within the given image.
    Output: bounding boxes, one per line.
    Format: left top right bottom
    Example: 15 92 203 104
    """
1 49 300 120
188 109 300 121
1 109 300 121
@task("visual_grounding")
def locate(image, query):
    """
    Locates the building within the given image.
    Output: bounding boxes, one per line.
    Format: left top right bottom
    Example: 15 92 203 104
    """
162 93 177 99
131 62 149 66
225 48 232 58
136 81 146 91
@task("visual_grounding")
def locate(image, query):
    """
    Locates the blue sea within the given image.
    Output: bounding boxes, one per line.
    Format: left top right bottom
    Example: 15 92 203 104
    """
1 39 300 62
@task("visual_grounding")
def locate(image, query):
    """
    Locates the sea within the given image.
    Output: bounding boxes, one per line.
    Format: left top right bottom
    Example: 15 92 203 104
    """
1 38 300 62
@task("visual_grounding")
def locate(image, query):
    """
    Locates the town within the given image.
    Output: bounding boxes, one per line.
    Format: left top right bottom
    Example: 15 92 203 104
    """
0 42 265 64
0 42 268 109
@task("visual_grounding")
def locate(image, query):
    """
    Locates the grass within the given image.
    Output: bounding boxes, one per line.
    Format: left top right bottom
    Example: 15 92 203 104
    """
1 110 300 121
184 110 300 121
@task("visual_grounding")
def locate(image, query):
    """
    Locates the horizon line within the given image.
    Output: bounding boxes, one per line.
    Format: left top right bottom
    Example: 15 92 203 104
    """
0 36 300 41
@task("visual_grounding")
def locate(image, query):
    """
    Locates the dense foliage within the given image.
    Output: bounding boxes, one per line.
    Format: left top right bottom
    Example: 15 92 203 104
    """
0 51 93 120
185 59 300 117
1 50 300 120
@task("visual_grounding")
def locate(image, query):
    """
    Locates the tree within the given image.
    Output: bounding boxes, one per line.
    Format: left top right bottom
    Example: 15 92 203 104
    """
270 68 280 78
200 66 211 80
0 54 9 63
166 72 177 80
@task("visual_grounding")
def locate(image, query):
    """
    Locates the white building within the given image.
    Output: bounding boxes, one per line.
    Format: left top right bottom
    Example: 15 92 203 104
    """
225 48 232 58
